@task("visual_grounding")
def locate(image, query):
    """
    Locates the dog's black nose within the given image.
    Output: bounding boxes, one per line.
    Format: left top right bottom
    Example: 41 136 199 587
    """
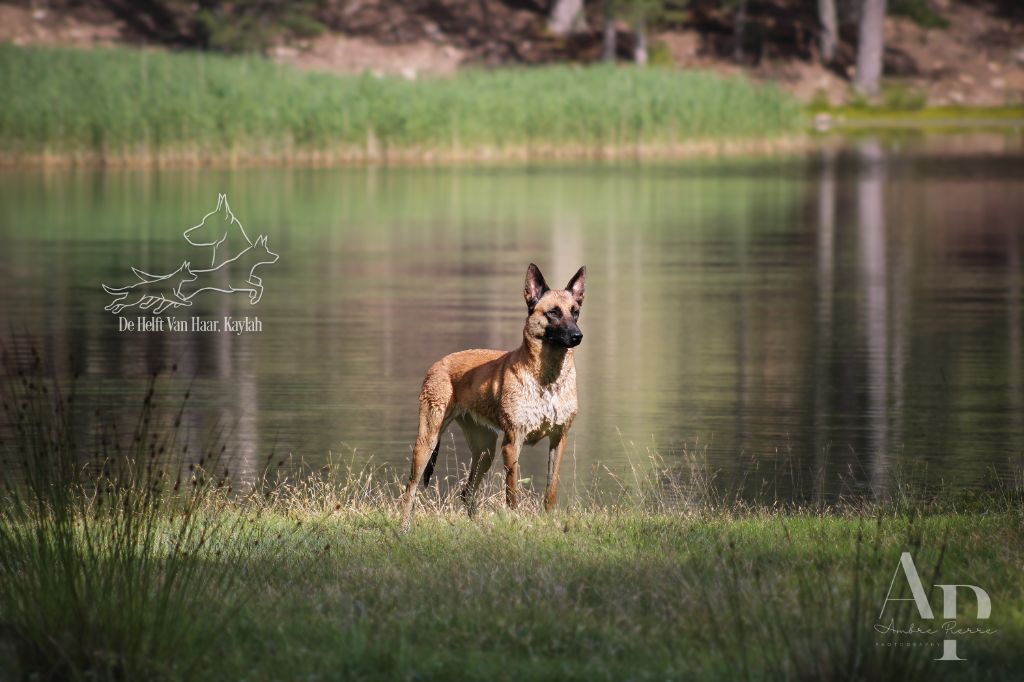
570 331 583 346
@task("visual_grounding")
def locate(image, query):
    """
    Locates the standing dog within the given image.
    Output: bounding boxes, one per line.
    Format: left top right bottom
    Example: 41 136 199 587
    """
399 263 586 530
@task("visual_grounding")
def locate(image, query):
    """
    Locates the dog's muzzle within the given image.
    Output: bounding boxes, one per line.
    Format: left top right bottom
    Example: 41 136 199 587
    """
546 327 583 348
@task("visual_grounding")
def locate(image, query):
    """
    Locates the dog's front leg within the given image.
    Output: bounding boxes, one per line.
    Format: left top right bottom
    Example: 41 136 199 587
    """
501 431 524 510
545 429 568 512
247 282 264 305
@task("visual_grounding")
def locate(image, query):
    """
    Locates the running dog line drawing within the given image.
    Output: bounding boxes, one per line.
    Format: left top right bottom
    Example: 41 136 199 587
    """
102 260 197 315
102 194 279 314
177 235 279 305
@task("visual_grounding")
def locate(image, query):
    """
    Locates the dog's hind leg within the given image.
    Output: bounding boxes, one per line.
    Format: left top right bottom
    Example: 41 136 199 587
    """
399 372 452 531
420 439 442 488
456 417 498 517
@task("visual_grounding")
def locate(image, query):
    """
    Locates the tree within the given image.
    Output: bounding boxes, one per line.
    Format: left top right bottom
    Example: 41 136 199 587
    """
602 0 617 62
548 0 586 36
620 0 671 65
732 0 747 62
602 0 681 65
818 0 839 64
634 13 649 65
855 0 888 95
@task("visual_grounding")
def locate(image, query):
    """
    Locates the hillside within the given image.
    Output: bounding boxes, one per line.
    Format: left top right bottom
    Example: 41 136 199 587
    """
1 0 1022 106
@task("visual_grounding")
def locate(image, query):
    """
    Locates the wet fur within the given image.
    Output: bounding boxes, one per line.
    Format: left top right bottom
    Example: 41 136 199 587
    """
400 263 586 530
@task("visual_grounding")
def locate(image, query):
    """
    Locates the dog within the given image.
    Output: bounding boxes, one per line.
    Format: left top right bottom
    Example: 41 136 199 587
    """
399 263 586 530
102 260 197 315
175 234 280 305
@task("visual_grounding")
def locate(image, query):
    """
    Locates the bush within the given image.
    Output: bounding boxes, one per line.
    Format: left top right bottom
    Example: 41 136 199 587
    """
882 82 929 110
890 0 950 30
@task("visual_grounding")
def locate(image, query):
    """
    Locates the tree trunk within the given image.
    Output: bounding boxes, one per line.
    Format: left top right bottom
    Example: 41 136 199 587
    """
602 3 617 62
548 0 584 37
854 0 887 96
818 0 839 64
733 0 747 63
633 15 647 65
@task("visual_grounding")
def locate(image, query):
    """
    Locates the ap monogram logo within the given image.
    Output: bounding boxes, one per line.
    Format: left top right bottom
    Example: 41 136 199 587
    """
877 552 994 661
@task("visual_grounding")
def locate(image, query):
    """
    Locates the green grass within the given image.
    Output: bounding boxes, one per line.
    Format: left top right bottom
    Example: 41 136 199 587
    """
4 493 1022 681
807 104 1024 124
0 44 802 165
2 362 1022 681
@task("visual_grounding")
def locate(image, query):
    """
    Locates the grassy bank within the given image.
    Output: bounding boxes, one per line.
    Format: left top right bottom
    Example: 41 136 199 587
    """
0 44 803 167
2 487 1022 681
2 369 1022 681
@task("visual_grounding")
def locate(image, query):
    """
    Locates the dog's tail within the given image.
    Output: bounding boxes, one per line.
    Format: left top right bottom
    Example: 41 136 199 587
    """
102 283 128 295
420 440 442 487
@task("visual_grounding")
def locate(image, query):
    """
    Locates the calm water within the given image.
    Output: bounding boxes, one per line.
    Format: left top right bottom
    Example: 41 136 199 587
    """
2 134 1023 501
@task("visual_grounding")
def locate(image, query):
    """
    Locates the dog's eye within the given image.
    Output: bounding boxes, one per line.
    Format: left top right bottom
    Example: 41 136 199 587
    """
545 308 562 320
571 307 579 319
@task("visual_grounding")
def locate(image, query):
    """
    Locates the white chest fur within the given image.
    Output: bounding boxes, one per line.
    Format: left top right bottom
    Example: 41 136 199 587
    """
512 373 577 436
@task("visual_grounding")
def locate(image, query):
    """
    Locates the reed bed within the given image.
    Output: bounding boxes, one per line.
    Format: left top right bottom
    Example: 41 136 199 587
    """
0 357 1021 681
0 44 802 167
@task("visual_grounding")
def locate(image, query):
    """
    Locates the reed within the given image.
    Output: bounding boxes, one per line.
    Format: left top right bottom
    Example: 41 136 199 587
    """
0 44 802 167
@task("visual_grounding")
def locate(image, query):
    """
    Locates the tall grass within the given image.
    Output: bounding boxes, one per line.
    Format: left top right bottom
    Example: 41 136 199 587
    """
0 353 264 680
0 44 802 165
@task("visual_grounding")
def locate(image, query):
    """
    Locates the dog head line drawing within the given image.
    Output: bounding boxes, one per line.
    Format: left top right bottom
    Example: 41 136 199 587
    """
183 193 251 269
102 194 278 314
176 234 280 305
399 263 586 531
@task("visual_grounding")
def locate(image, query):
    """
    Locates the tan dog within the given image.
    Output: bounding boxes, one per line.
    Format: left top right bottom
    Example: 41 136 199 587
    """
399 263 586 530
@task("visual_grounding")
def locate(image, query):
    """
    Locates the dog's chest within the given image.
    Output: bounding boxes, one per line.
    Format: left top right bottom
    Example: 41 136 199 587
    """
510 374 577 440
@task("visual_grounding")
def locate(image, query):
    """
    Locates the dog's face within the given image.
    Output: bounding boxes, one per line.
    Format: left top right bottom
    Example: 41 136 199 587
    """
523 263 586 349
177 261 197 283
250 235 280 267
184 193 232 247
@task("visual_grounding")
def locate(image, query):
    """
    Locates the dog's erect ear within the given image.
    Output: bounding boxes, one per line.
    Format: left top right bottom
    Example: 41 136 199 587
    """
524 263 550 313
566 266 586 306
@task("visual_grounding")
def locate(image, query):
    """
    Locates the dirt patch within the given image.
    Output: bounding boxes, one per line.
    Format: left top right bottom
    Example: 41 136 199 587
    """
270 34 464 78
0 3 126 47
880 1 1024 106
654 1 1024 106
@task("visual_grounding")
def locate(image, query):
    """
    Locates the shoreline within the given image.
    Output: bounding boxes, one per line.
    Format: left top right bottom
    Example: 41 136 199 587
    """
0 135 818 170
3 124 1023 170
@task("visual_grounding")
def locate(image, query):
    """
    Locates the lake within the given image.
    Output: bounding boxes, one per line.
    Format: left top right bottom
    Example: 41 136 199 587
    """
2 133 1023 503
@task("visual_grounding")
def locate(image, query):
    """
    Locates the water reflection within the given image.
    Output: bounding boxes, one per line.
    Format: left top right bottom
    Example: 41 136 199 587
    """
1 134 1023 500
857 139 891 495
